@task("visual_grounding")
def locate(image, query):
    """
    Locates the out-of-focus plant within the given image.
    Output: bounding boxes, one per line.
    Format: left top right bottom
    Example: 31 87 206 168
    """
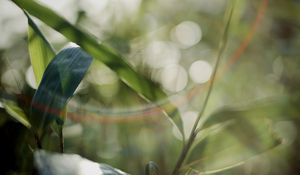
0 0 299 175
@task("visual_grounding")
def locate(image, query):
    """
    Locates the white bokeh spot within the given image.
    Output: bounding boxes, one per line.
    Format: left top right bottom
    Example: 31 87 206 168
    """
189 60 212 84
172 21 202 48
160 64 188 92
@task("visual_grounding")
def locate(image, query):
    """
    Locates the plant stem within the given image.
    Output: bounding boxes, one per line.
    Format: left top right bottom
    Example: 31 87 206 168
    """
34 133 42 149
171 3 234 175
59 125 64 153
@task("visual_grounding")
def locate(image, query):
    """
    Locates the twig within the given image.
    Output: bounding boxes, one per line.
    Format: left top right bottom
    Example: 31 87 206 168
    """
171 2 235 175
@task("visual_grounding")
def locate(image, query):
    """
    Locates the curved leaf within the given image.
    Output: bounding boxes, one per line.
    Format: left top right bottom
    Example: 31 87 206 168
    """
203 96 297 129
181 95 300 173
26 13 56 85
11 0 184 137
3 100 31 128
182 105 283 174
30 47 92 133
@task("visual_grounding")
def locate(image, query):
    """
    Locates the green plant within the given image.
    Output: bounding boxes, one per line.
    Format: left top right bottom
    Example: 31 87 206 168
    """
1 0 299 174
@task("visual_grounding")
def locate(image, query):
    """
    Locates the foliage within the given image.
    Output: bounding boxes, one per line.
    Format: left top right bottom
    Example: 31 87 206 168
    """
0 0 300 175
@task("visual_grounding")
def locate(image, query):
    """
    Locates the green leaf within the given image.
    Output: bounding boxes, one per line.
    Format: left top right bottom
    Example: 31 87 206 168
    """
30 47 92 133
11 0 184 137
34 150 128 175
203 96 297 129
182 95 300 173
184 122 281 174
26 13 56 85
2 100 31 128
182 103 284 174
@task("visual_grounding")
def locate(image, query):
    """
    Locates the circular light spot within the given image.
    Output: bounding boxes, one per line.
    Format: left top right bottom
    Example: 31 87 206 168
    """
189 60 212 84
172 21 202 48
160 64 187 92
26 66 37 89
144 41 181 68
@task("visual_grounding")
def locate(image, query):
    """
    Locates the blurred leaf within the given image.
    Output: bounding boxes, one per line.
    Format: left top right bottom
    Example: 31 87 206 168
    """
180 94 300 172
203 95 298 129
183 104 283 174
145 161 160 175
182 95 300 173
30 47 92 134
34 150 128 175
0 108 9 127
26 13 56 85
2 100 31 128
12 0 184 136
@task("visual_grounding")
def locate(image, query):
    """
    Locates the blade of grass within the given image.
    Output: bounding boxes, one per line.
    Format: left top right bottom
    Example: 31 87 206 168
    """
2 100 31 128
202 95 295 129
11 0 184 137
182 116 281 174
26 12 56 85
171 2 235 175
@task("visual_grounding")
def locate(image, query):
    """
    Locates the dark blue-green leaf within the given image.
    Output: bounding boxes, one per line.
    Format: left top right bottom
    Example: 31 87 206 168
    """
30 47 92 133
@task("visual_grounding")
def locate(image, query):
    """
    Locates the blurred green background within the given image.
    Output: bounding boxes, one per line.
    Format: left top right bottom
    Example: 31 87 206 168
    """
1 0 300 174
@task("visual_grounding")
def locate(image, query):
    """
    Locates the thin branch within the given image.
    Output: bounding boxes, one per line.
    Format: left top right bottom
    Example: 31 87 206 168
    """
171 2 235 175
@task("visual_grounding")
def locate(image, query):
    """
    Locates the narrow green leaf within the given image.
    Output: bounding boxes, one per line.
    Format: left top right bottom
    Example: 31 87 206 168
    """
182 95 299 173
2 100 31 128
183 107 283 174
26 13 56 85
203 96 296 129
11 0 184 136
30 47 92 133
